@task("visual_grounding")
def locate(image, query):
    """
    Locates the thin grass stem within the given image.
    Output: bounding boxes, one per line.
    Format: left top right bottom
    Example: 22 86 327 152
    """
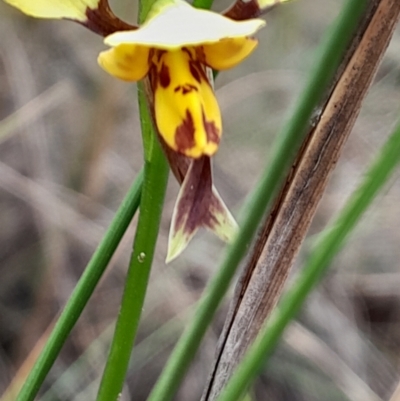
14 169 143 401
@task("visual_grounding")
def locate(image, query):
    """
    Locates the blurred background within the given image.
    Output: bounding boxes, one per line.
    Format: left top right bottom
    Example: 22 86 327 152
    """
0 0 400 400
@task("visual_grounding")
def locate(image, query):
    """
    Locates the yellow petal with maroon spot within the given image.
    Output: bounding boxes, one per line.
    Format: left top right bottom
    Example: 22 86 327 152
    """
98 44 150 81
153 49 222 159
200 37 258 70
3 0 136 36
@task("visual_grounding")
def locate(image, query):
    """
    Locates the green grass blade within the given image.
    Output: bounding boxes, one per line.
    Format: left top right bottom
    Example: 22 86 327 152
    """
215 118 400 401
96 85 169 401
15 169 144 401
146 1 368 400
40 303 196 401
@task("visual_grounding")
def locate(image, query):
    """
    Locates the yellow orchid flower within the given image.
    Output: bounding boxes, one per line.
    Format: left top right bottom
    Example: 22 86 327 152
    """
95 0 265 260
98 0 265 158
3 0 291 261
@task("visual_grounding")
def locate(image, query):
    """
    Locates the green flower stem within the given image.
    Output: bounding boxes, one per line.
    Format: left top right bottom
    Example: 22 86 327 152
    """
96 84 169 401
96 0 167 398
192 0 214 9
15 169 143 401
215 118 400 401
147 1 368 400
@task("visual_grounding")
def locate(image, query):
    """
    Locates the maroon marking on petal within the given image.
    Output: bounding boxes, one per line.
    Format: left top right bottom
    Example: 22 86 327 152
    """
171 155 235 246
175 110 196 153
195 47 207 65
182 47 194 60
174 84 198 94
159 64 171 88
202 108 220 145
192 60 211 86
158 139 189 184
157 50 166 62
189 61 202 84
148 65 158 92
222 0 261 20
174 156 212 235
207 193 223 229
82 0 136 36
182 84 198 94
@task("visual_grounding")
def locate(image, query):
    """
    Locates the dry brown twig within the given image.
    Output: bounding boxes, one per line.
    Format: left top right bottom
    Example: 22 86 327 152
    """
201 1 400 399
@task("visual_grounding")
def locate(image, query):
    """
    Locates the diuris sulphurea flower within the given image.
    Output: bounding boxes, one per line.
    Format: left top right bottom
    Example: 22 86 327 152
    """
3 0 290 261
97 1 264 158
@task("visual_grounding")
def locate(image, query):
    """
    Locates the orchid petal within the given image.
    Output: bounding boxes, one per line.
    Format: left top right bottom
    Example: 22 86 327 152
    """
152 49 221 158
4 0 100 19
104 0 265 50
200 37 258 70
98 44 150 81
4 0 136 36
167 156 237 262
